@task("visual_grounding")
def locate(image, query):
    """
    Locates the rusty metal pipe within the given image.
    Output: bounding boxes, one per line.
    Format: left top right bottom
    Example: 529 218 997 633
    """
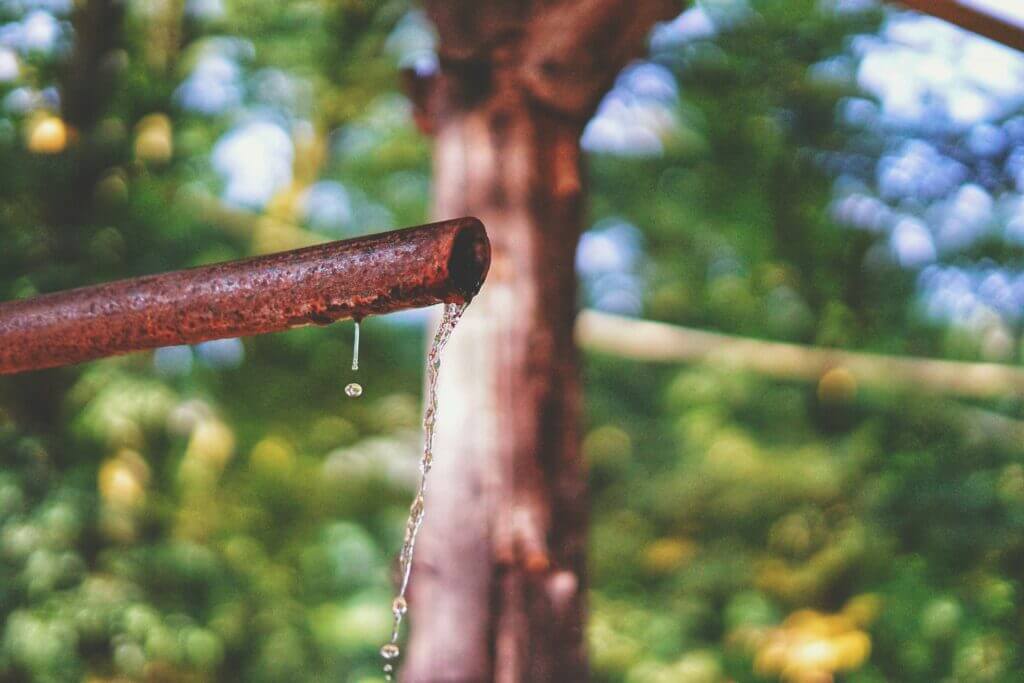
0 217 489 375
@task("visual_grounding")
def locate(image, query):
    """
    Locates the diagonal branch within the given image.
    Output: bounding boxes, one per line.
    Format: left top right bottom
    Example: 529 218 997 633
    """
896 0 1024 53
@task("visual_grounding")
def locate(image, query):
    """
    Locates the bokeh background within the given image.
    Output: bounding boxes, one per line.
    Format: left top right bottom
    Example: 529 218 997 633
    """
2 0 1024 681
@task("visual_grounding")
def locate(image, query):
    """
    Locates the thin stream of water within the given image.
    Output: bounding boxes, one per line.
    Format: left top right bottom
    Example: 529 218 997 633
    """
380 301 468 679
345 321 363 398
352 320 360 371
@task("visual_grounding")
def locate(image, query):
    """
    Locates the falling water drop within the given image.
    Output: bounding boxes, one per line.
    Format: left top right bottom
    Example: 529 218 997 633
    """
345 321 363 399
352 320 360 371
379 301 467 678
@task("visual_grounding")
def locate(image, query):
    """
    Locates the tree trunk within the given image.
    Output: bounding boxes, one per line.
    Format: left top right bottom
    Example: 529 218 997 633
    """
407 93 588 683
63 0 124 132
403 2 678 680
5 0 126 434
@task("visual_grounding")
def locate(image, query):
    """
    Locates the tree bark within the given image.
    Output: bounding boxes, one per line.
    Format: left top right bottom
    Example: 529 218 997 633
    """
4 0 126 433
62 0 124 132
403 2 678 680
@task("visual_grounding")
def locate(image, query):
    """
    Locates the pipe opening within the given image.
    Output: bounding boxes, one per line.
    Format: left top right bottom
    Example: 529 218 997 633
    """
448 218 490 300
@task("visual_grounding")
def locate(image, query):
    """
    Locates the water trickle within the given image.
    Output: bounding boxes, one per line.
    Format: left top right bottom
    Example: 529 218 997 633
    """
352 320 360 371
380 301 467 679
345 322 362 398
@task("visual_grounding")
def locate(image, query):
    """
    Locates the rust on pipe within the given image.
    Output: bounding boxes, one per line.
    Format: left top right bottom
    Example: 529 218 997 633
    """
0 217 489 375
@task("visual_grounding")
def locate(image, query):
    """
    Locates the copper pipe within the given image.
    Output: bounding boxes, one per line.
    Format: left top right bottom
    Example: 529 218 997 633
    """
897 0 1024 52
0 217 489 375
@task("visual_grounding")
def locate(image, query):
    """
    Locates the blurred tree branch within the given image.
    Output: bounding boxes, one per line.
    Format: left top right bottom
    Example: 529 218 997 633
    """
896 0 1024 52
578 310 1024 400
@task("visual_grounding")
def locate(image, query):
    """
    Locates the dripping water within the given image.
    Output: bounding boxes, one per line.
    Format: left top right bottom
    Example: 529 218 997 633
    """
380 301 467 679
352 320 360 371
346 320 362 398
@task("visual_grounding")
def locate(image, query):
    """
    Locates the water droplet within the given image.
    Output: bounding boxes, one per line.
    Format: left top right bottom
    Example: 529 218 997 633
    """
392 596 408 617
407 496 424 527
351 320 360 371
345 382 362 398
381 643 400 660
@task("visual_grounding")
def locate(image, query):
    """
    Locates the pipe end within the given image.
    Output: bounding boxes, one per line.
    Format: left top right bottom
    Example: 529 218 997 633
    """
448 217 490 300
